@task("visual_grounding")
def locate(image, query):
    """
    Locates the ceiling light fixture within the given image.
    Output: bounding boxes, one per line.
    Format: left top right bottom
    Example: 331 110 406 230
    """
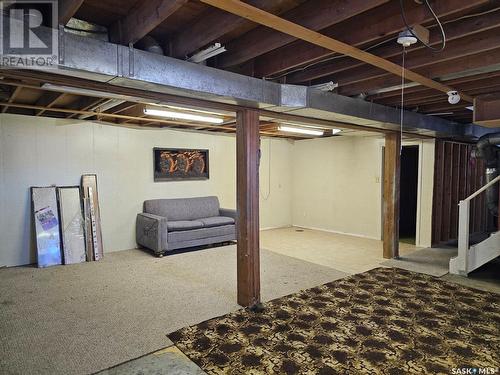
397 29 418 47
143 106 224 124
278 125 326 136
41 83 140 101
187 43 227 63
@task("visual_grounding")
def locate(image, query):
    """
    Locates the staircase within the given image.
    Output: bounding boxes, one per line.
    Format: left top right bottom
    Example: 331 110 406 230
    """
449 175 500 276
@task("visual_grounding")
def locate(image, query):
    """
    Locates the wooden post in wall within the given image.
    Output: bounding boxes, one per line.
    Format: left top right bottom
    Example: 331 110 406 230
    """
383 133 401 259
236 109 261 307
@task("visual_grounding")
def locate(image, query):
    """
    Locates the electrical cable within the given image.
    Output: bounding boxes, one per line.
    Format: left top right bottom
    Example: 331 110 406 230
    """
264 37 395 81
399 0 446 52
263 1 500 82
260 139 272 200
400 46 406 154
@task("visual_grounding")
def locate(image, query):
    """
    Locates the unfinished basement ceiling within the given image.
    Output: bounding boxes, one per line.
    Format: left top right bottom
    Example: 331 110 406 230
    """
1 0 499 137
68 0 500 125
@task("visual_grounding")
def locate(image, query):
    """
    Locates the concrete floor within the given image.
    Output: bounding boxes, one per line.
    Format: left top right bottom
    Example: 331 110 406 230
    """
98 227 500 375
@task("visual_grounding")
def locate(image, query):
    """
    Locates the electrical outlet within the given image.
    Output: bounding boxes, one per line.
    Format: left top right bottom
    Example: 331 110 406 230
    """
375 176 381 183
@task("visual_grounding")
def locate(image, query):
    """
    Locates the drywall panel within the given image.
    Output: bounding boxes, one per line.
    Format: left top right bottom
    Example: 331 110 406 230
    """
291 136 436 244
0 114 293 266
291 136 384 239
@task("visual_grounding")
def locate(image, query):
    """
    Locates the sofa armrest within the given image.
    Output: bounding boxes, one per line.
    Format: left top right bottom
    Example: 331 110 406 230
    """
219 208 237 221
136 213 167 253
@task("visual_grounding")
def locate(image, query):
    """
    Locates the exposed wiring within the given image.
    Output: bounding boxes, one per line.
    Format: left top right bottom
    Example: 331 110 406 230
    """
260 139 272 200
264 1 500 82
400 46 406 154
264 37 395 81
399 0 445 52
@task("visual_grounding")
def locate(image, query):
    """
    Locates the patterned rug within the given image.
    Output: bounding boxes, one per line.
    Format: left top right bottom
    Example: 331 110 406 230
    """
169 268 500 375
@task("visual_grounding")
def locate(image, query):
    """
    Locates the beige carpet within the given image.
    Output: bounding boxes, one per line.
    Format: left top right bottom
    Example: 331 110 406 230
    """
0 245 348 375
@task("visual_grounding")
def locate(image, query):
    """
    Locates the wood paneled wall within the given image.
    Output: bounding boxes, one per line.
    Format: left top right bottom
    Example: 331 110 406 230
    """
432 140 487 246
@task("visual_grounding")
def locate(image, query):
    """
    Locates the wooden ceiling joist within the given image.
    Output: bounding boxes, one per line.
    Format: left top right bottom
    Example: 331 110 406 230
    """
109 0 188 45
287 9 500 84
368 70 500 103
217 0 388 68
35 92 66 116
59 0 85 25
1 86 22 113
200 0 473 102
333 28 500 94
253 0 490 79
343 47 500 97
473 93 500 127
170 0 288 59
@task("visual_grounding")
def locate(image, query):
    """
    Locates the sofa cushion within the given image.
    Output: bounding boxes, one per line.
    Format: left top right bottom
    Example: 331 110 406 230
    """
199 216 235 228
144 196 220 221
168 225 235 243
167 220 204 232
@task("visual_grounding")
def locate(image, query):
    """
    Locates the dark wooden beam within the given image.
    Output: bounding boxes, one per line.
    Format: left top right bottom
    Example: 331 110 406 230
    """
288 9 500 84
200 0 472 102
109 0 188 45
1 86 22 113
340 47 500 97
371 71 500 105
58 0 84 25
333 29 500 95
236 109 261 307
217 0 388 68
35 92 65 116
170 0 289 59
383 132 400 259
474 93 500 127
254 0 490 79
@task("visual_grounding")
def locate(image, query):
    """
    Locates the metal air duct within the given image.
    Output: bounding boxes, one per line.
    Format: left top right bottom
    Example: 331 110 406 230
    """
473 132 500 217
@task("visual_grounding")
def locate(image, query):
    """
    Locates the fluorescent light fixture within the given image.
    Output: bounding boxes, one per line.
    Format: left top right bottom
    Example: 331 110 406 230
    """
278 125 325 136
428 112 453 116
311 81 338 92
41 83 140 101
188 43 226 63
144 106 224 124
164 104 226 117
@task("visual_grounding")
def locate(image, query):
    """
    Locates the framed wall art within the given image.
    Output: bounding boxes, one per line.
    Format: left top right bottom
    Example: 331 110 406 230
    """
153 148 209 181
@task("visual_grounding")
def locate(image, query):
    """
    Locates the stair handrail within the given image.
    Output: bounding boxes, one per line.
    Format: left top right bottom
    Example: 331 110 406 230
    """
462 174 500 202
455 174 500 275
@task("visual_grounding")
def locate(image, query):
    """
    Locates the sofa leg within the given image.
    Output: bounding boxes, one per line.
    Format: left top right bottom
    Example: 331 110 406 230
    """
156 252 164 258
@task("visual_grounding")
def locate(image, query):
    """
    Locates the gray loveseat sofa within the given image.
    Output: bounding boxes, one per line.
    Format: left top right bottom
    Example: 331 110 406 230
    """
136 196 237 256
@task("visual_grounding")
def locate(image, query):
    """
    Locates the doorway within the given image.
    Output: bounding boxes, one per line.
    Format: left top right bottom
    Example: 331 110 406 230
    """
400 145 419 244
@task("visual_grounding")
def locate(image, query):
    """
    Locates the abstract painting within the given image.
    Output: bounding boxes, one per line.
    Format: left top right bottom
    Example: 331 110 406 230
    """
153 148 209 181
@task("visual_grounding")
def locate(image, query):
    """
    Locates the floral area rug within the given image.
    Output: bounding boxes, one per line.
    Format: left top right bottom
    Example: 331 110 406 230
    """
169 267 500 374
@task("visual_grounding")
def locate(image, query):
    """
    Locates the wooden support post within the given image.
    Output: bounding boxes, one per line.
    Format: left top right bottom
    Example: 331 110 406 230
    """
236 109 261 307
383 133 401 259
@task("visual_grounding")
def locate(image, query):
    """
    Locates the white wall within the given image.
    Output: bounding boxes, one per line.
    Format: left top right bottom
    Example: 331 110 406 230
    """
292 136 384 239
291 136 435 246
0 114 293 266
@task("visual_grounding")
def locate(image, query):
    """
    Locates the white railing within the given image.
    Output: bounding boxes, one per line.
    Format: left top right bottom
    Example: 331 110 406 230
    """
451 174 500 275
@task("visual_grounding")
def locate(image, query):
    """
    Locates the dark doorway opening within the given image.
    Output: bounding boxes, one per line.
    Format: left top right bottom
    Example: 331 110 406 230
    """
400 145 419 244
